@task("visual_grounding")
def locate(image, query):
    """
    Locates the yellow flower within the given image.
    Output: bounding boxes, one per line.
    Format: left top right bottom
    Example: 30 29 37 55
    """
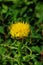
9 22 30 38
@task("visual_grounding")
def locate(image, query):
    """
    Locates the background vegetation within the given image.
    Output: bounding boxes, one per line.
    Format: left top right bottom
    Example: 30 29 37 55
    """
0 0 43 65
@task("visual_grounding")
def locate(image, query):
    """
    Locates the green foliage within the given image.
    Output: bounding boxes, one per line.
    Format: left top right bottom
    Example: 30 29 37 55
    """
0 0 43 65
0 26 4 34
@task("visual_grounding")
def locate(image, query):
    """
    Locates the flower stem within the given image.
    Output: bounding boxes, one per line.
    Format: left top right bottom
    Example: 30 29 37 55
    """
18 42 22 65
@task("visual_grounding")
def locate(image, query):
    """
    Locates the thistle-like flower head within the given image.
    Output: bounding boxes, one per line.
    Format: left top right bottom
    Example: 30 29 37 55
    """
9 22 30 38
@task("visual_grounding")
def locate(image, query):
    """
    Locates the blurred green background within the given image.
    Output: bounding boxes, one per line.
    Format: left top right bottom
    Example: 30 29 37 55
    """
0 0 43 65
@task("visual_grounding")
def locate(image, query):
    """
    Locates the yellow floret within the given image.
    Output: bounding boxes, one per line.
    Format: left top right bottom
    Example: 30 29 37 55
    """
9 22 30 38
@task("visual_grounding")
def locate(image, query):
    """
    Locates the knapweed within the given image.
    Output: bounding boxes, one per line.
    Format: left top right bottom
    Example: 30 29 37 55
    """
9 22 30 39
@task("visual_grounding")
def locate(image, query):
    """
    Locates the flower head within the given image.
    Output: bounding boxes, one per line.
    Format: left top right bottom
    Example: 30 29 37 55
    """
9 22 30 38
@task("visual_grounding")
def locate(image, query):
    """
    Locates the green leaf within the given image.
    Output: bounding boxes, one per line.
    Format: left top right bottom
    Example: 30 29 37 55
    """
31 46 41 53
31 27 41 39
36 3 43 23
23 55 31 61
0 37 3 43
0 46 6 55
0 26 4 34
1 4 8 14
24 1 33 5
34 61 42 65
